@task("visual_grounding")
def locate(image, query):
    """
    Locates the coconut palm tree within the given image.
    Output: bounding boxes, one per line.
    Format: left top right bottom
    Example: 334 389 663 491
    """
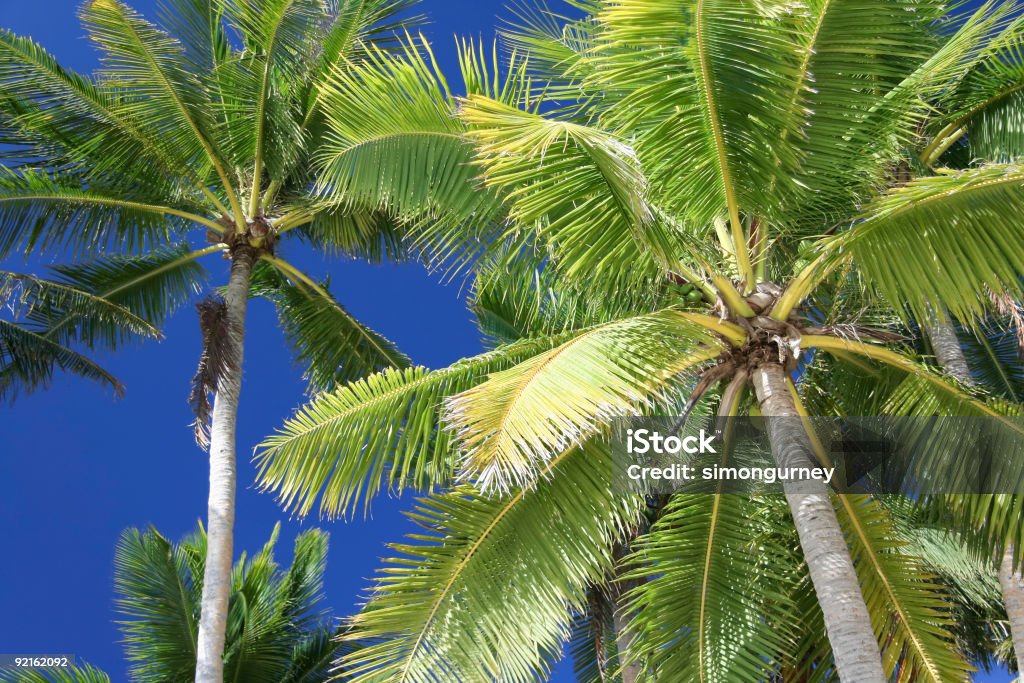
257 245 1016 682
0 524 352 683
254 1 1024 680
0 2 424 680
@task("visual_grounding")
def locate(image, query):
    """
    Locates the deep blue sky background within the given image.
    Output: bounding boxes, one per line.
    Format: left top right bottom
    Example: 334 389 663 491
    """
0 1 1012 681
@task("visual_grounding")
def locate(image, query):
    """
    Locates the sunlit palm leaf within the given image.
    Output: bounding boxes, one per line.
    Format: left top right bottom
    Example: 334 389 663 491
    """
460 96 675 285
0 665 112 683
841 164 1024 326
316 39 495 223
447 309 724 491
256 332 573 518
340 440 643 683
623 494 800 682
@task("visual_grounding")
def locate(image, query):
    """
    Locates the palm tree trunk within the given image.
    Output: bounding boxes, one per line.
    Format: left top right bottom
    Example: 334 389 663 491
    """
1000 546 1024 673
924 319 972 384
752 362 885 682
925 317 1024 674
613 606 642 683
195 246 255 683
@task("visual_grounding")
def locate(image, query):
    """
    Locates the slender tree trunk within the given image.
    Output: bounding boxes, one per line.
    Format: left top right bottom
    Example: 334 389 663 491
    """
613 602 642 683
195 247 255 683
1001 546 1024 674
926 317 1024 675
752 363 885 683
925 319 972 384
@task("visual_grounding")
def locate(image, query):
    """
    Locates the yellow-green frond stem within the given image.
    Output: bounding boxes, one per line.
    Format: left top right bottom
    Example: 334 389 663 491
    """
771 249 843 321
677 312 747 348
710 273 756 318
803 335 1024 431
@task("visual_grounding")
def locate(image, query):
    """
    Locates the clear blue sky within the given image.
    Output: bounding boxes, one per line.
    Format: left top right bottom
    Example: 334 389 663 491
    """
0 1 1013 682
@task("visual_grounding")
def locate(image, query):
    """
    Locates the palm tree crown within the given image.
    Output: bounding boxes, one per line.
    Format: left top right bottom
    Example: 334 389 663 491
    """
254 0 1024 680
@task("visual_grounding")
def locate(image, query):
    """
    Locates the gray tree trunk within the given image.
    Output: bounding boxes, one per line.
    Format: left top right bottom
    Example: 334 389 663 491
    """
925 318 1024 675
195 247 255 683
925 319 972 384
1000 546 1024 674
752 363 885 682
613 604 642 683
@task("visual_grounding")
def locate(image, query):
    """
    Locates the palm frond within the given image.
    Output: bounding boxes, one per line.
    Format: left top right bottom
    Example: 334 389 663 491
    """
315 38 496 224
224 0 325 204
929 13 1024 164
286 203 409 263
588 0 805 238
0 319 123 401
80 0 241 221
776 0 945 226
0 271 159 348
114 526 201 682
446 309 724 492
469 246 666 347
24 244 209 348
255 332 574 518
340 440 643 683
115 523 340 683
622 494 800 682
155 0 231 74
459 95 675 285
0 167 210 258
499 1 600 101
566 584 624 683
0 664 111 683
840 164 1024 325
254 257 410 392
837 494 971 682
0 27 203 192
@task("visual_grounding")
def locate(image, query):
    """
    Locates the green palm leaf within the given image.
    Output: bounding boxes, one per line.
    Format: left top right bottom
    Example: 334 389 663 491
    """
80 0 240 219
34 244 209 347
0 167 208 258
622 494 800 682
928 14 1024 164
255 332 573 518
1 272 160 347
0 27 198 187
459 96 675 285
115 523 340 683
0 664 112 683
340 440 642 683
315 38 495 224
253 257 410 392
446 309 724 491
841 164 1024 325
838 494 971 682
589 0 803 240
0 318 124 401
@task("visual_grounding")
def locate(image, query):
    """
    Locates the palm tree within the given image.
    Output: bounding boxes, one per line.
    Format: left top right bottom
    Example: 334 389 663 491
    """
0 524 351 683
254 1 1024 680
0 2 423 680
